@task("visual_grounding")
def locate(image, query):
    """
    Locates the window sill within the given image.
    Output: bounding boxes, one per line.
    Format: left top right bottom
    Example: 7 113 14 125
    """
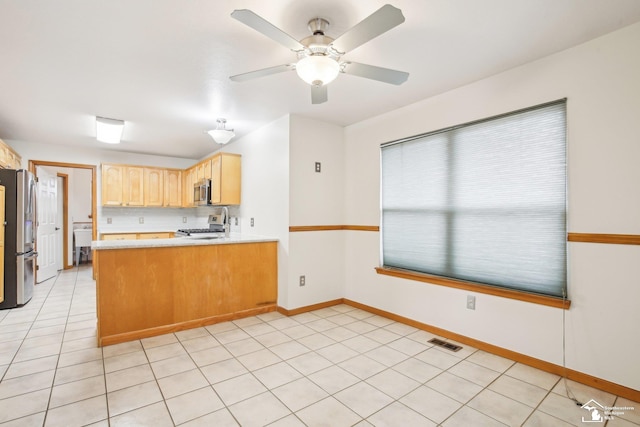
375 267 571 309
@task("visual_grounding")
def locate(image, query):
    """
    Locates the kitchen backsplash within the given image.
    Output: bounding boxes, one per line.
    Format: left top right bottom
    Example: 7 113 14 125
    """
98 206 241 233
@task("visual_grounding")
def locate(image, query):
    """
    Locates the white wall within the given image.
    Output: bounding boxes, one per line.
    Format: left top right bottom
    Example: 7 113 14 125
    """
219 116 292 307
218 114 346 310
343 22 640 390
287 115 345 309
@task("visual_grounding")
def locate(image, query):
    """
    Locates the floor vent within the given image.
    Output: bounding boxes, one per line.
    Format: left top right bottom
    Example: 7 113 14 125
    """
428 338 462 352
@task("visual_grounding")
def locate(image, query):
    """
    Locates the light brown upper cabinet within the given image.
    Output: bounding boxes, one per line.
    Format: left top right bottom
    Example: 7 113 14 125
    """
144 168 164 207
102 164 125 206
123 166 145 207
211 153 241 205
164 169 182 207
182 166 196 207
197 159 212 182
102 153 240 208
101 164 145 207
0 139 21 169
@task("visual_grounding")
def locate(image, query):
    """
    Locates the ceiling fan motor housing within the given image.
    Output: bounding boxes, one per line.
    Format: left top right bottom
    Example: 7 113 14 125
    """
299 18 339 61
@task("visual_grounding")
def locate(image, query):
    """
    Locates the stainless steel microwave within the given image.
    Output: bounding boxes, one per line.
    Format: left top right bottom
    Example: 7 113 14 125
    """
194 178 212 205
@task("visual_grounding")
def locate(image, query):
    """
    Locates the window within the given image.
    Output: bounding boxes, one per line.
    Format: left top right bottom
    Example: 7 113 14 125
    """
380 100 567 298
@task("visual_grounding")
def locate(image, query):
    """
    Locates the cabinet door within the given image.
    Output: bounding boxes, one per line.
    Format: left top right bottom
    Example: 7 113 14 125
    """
101 233 138 240
101 164 124 206
164 169 182 207
212 153 241 205
144 168 164 207
123 167 145 206
137 232 173 239
182 167 196 207
201 159 212 180
0 146 7 168
210 155 222 204
11 152 21 169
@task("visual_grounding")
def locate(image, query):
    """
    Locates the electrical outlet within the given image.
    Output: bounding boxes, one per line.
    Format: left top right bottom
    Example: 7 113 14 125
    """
182 217 187 223
467 295 476 310
107 217 112 224
315 162 321 173
139 217 144 224
299 275 306 286
250 218 254 227
235 217 238 226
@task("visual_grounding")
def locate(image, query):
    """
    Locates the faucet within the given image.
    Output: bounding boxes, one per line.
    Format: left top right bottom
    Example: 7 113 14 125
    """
223 206 230 236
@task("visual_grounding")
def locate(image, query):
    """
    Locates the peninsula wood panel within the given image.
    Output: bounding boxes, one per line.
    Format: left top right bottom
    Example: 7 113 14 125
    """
95 242 277 345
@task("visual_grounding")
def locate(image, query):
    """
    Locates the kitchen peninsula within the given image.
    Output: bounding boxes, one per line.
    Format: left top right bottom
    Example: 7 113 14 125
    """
92 234 278 346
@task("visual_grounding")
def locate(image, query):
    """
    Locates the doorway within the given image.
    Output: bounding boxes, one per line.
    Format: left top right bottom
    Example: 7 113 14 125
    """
28 160 97 280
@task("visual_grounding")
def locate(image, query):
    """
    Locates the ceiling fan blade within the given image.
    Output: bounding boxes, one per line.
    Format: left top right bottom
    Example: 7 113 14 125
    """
330 4 405 54
229 64 295 82
231 9 305 52
342 62 409 85
311 84 328 104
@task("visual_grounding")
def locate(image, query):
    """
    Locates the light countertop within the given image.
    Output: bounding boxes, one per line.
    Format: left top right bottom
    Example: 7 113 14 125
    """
92 233 277 250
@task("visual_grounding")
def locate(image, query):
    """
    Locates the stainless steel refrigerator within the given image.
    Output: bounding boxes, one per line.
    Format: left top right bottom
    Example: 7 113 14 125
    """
0 169 37 309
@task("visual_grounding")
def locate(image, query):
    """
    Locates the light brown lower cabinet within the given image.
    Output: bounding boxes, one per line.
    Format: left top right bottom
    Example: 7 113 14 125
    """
94 242 277 346
100 232 174 240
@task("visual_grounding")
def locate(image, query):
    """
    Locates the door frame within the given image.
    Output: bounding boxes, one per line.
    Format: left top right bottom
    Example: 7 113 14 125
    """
28 161 97 272
57 173 69 269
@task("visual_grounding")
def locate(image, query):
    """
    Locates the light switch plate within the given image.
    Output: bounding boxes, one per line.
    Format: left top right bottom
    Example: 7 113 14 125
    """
467 295 476 310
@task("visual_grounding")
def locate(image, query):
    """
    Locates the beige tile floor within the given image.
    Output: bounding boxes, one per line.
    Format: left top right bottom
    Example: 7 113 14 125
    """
0 266 637 426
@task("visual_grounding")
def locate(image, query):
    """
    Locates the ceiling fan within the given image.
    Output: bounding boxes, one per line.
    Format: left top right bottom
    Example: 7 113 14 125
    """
229 4 409 104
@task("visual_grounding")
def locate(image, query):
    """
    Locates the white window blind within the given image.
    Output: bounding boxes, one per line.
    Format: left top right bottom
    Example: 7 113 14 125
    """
381 100 567 297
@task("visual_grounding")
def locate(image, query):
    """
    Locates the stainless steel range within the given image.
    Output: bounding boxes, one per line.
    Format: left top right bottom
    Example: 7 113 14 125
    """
176 208 229 238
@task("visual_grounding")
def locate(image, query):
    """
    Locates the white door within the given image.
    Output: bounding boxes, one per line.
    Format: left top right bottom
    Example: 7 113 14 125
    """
36 167 58 282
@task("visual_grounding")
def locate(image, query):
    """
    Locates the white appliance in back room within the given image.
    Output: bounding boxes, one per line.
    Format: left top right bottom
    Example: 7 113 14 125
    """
0 169 37 309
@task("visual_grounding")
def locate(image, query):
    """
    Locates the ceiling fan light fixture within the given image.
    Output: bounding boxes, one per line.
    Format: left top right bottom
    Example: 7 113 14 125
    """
207 118 235 144
296 55 339 86
96 116 124 144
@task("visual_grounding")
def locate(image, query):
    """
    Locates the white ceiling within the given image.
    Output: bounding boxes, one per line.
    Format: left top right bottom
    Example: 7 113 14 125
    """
1 0 640 160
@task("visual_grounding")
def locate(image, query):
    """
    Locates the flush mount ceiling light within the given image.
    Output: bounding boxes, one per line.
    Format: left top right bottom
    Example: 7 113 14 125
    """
207 118 235 144
96 116 124 144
